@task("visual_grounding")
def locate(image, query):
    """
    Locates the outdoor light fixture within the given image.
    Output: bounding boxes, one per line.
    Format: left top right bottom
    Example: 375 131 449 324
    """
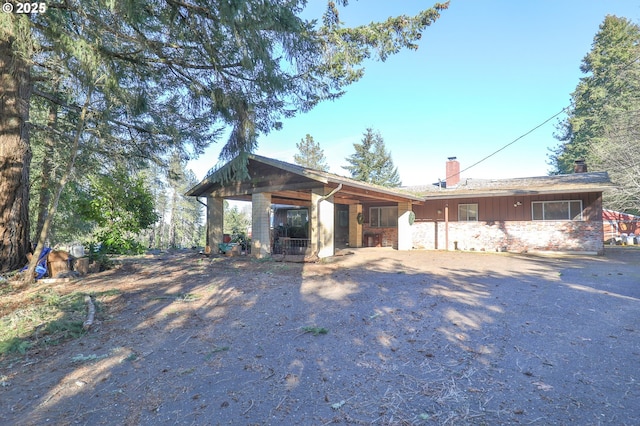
514 202 522 207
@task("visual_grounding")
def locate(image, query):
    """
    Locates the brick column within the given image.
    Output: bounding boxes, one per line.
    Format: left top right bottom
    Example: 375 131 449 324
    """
348 204 363 248
251 193 272 258
397 201 413 251
207 196 224 254
311 187 335 258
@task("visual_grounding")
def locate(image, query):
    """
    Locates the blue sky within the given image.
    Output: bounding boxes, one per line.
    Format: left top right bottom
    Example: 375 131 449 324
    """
188 0 640 186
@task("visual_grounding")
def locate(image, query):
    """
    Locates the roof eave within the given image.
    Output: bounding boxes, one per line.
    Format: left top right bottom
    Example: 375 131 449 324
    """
421 185 613 200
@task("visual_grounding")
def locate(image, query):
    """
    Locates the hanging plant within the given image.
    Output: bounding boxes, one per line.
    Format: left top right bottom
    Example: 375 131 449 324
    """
356 212 365 224
409 211 416 225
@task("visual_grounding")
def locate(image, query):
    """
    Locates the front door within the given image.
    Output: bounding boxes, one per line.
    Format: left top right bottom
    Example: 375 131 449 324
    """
335 204 349 248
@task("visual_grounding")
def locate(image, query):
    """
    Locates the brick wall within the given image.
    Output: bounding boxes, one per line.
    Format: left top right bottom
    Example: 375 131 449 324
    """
363 225 398 248
412 220 604 254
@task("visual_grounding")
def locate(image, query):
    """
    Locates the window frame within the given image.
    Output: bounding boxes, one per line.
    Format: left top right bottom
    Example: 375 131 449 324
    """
369 206 398 228
531 200 583 221
457 203 478 221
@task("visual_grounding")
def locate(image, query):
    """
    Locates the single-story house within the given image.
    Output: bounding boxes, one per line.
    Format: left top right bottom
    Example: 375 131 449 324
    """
186 154 613 257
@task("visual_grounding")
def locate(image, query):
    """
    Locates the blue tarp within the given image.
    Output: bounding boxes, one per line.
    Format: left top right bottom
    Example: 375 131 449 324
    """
21 247 52 279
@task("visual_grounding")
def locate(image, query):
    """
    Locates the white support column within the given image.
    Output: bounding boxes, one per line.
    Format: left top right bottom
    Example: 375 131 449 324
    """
311 188 335 258
310 190 319 256
207 196 224 254
251 192 272 258
398 201 413 251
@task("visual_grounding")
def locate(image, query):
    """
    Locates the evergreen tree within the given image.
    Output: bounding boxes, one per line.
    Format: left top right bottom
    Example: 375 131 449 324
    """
0 32 32 272
224 203 251 236
551 15 640 173
344 129 401 187
550 15 640 211
0 1 448 273
166 153 205 249
293 134 329 171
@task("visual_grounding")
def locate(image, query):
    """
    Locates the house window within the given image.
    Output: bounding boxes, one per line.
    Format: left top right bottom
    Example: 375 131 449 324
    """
287 209 308 227
370 206 398 227
532 200 583 221
458 203 478 221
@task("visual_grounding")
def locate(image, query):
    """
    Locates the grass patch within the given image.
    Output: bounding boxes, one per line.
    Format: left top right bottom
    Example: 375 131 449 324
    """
152 293 201 302
0 289 91 357
93 289 121 297
205 346 230 360
300 326 329 336
124 353 138 362
71 353 108 363
0 282 14 297
179 367 196 375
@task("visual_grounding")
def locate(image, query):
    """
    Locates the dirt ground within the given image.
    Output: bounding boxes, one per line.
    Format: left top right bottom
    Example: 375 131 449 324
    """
1 247 639 425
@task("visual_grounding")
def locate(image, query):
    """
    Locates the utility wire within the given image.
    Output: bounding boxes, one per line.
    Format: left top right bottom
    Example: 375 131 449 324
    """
451 107 569 181
445 53 640 182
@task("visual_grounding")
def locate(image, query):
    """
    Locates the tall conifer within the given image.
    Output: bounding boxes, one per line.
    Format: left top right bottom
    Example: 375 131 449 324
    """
294 134 329 171
0 1 448 273
344 129 401 187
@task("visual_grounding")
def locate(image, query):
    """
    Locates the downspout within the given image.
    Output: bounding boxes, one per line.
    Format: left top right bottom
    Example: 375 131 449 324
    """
321 184 343 201
315 184 343 257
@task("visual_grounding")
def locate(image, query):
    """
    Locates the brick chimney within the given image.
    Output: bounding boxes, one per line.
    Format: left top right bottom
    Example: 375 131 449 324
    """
446 157 460 187
574 159 587 173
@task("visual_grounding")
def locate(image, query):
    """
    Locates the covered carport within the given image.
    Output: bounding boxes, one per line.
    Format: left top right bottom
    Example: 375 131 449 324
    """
186 154 422 258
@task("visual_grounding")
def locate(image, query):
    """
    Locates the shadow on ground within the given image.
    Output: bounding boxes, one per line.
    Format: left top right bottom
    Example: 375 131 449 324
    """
1 247 639 425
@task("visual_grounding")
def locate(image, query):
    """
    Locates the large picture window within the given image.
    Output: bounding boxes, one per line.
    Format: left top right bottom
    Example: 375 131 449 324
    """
458 203 478 221
370 206 397 227
532 200 582 221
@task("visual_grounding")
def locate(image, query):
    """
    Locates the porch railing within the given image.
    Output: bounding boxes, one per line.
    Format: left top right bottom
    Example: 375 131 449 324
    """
273 237 311 255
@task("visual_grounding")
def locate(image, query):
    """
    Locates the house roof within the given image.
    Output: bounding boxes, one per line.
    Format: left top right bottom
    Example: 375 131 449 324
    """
187 154 613 204
404 172 613 200
186 153 423 205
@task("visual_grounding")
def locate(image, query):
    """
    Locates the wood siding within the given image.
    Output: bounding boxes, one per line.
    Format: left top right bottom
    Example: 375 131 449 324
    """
413 193 602 222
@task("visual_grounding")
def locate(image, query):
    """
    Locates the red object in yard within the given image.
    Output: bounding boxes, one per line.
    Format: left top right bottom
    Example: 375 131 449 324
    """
603 209 640 241
223 234 231 243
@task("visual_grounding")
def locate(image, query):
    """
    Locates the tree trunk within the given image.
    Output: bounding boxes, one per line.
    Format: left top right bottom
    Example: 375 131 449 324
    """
170 188 178 248
34 100 58 240
0 37 32 273
25 85 94 283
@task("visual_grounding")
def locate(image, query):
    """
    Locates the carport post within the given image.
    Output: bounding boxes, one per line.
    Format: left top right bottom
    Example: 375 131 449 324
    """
397 201 413 250
207 196 224 254
251 192 272 258
311 187 335 258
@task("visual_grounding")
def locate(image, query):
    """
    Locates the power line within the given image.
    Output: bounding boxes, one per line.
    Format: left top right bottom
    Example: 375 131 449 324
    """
446 53 640 182
451 107 569 180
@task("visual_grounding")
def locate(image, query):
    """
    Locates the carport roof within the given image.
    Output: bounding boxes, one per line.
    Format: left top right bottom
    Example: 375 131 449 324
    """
186 153 423 205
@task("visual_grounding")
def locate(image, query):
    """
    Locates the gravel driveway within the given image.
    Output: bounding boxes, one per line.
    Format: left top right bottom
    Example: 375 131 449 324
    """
2 247 639 425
